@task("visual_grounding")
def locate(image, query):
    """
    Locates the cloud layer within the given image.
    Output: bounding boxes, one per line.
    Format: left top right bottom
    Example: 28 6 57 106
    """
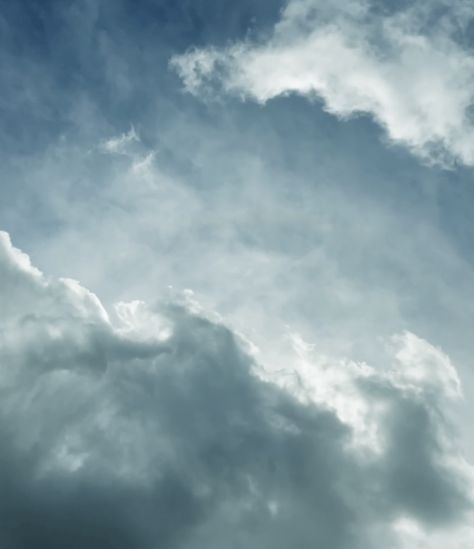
0 230 473 548
171 0 474 166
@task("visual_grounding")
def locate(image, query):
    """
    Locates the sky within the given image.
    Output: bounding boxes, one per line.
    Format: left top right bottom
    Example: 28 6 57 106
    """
2 0 474 547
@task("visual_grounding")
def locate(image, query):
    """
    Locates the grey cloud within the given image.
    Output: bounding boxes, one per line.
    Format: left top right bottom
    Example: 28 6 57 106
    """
0 231 472 548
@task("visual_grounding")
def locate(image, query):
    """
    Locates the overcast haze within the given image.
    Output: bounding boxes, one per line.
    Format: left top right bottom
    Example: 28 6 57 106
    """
2 1 474 548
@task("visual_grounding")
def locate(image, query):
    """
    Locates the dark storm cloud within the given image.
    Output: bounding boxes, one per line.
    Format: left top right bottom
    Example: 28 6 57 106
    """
0 232 472 549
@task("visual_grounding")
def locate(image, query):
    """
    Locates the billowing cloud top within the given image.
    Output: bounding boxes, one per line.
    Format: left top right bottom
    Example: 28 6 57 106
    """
171 0 474 166
1 230 473 548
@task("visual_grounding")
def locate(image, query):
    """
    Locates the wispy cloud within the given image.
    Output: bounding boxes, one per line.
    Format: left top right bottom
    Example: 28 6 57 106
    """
100 125 140 156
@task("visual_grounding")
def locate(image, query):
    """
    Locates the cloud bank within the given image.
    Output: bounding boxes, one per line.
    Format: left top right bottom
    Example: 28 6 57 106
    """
171 0 474 166
0 230 473 548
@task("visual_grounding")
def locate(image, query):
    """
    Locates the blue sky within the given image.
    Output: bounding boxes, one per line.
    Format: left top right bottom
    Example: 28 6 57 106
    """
2 1 474 548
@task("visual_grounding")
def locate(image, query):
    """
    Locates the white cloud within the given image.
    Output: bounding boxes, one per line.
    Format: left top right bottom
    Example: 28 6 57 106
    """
390 331 462 399
0 230 473 548
100 125 140 156
171 0 474 166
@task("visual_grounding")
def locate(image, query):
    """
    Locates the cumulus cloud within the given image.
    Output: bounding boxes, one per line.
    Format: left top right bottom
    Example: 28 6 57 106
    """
0 230 473 548
171 0 474 166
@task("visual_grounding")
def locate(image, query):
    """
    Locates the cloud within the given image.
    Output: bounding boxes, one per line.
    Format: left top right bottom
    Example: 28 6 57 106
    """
0 230 473 548
100 125 140 156
171 0 474 166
